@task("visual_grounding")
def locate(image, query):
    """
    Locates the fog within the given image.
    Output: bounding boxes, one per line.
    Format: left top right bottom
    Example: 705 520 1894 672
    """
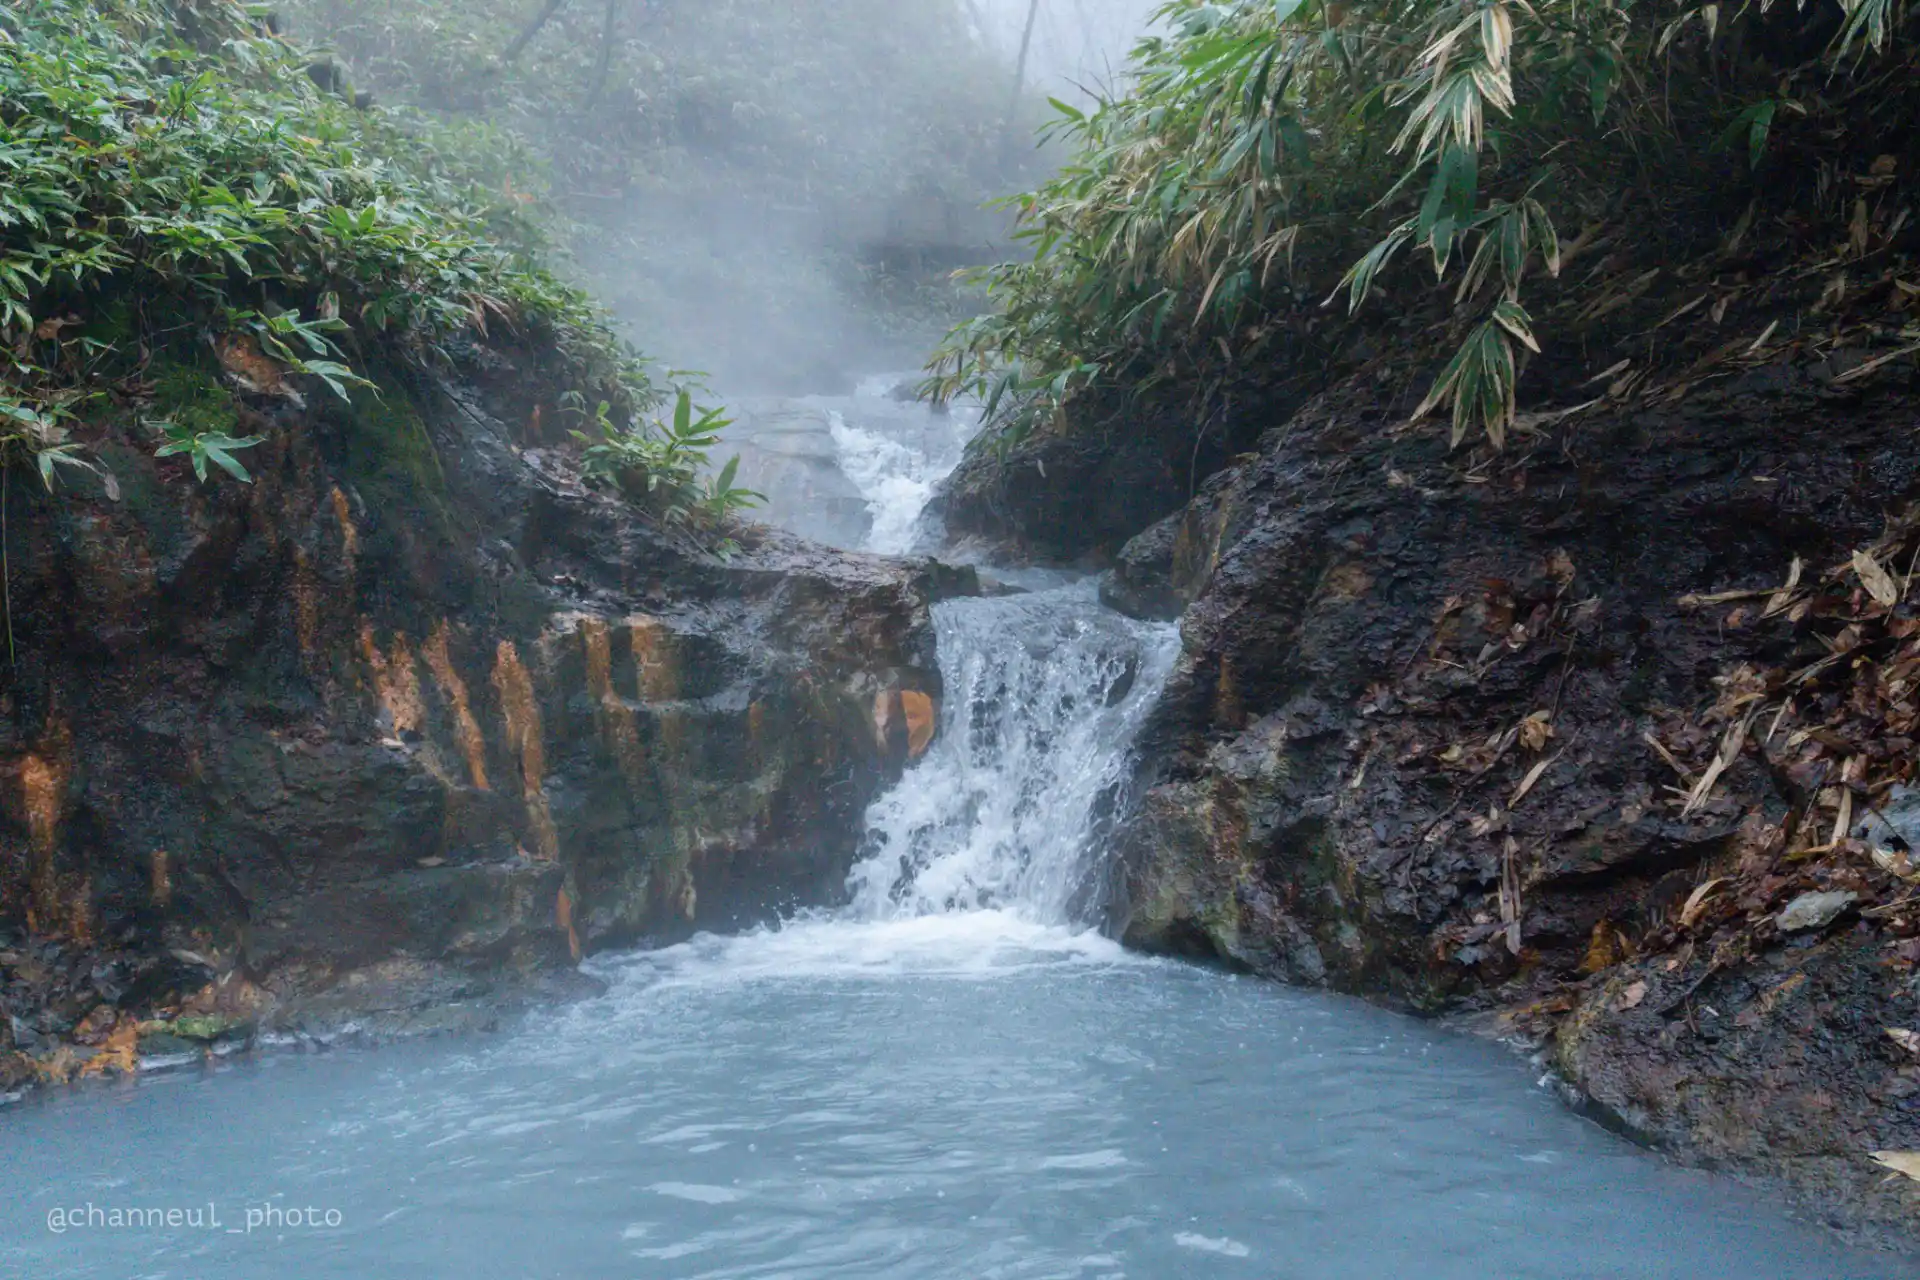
968 0 1160 101
290 0 1158 394
566 0 1163 393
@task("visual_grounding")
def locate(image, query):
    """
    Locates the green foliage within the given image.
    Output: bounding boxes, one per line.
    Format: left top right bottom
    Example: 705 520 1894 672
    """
932 0 1918 450
151 420 266 483
0 390 93 491
569 387 763 541
148 359 242 434
0 0 724 514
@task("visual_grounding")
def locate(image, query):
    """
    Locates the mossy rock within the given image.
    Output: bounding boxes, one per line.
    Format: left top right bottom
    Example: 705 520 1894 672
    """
134 1031 202 1058
163 1015 252 1043
147 358 243 439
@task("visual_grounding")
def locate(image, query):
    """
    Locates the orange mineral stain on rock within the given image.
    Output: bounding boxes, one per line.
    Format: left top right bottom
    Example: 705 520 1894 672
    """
1214 655 1245 729
492 640 559 861
359 623 425 735
424 621 490 790
20 753 62 861
579 618 644 784
900 691 937 759
628 616 680 702
556 887 582 963
329 486 359 562
78 1018 138 1078
16 719 77 938
290 546 321 658
747 699 766 764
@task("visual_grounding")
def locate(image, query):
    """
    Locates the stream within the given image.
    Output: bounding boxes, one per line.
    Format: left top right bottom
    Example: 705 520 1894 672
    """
2 380 1913 1279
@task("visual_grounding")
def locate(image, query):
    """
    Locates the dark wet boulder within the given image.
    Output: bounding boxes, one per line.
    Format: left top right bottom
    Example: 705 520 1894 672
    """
1098 357 1920 1241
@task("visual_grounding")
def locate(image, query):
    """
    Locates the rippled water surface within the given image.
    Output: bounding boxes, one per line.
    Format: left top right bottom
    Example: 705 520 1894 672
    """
4 917 1913 1279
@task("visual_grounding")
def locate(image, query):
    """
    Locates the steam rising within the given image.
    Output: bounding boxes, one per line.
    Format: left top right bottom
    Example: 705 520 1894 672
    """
288 0 1155 394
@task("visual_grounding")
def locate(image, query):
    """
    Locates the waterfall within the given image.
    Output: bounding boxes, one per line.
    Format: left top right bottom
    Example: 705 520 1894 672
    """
844 583 1179 926
731 372 1179 932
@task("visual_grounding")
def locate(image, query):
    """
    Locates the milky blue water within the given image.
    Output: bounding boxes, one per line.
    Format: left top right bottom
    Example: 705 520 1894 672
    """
2 915 1913 1280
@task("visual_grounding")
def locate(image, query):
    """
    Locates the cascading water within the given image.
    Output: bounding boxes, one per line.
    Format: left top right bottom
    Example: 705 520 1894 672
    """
729 372 1179 935
731 373 1181 933
846 584 1178 925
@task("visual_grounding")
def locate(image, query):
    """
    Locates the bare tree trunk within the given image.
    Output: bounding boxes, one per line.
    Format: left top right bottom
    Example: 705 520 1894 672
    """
1002 0 1044 160
503 0 569 63
583 0 624 108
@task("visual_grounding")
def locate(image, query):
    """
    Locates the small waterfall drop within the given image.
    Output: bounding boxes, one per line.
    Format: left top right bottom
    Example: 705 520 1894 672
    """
728 372 1178 933
845 583 1178 926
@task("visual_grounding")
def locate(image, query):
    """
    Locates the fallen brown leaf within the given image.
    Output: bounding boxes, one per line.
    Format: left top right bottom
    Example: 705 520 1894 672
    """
215 332 295 399
1679 878 1727 928
1853 549 1903 609
1681 707 1759 818
1874 847 1919 881
1509 754 1557 808
1643 730 1695 783
1871 1151 1920 1182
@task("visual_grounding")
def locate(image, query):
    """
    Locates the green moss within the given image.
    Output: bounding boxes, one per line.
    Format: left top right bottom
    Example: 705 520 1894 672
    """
164 1014 251 1042
147 360 242 440
342 384 446 499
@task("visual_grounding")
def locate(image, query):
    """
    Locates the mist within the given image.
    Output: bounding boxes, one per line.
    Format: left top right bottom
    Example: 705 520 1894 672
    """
968 0 1161 102
285 0 1158 394
565 0 1163 393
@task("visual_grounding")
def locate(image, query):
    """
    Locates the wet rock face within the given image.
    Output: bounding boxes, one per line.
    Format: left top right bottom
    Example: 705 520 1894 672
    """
0 340 946 1064
927 380 1287 567
1093 363 1920 1237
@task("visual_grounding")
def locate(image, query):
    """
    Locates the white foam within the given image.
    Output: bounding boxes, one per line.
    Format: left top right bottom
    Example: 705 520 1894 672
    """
1175 1232 1252 1258
811 373 982 555
649 1183 745 1205
588 911 1137 994
1039 1150 1129 1170
828 411 938 554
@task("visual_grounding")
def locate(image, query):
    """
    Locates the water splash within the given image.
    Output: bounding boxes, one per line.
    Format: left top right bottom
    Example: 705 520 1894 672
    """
828 409 950 555
846 581 1179 925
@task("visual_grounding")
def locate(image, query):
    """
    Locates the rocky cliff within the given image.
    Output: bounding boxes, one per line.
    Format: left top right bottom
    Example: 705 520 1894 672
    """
936 347 1920 1240
0 339 952 1085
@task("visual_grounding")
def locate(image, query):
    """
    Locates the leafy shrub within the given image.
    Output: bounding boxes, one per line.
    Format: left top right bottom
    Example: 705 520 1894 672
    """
931 0 1919 449
570 388 763 537
0 0 735 520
